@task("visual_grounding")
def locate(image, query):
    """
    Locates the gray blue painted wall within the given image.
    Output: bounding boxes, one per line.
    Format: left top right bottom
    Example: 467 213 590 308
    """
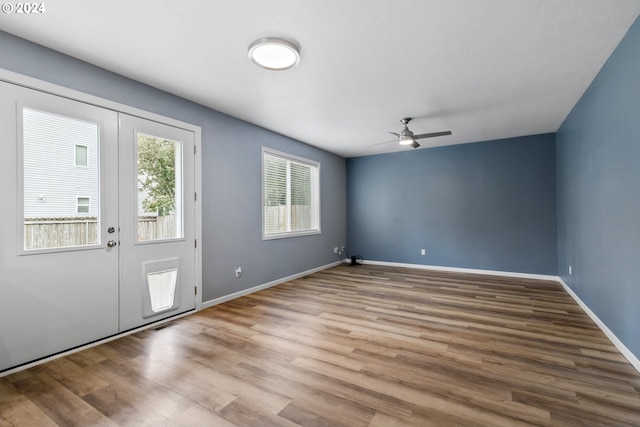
0 31 347 302
347 134 557 275
556 17 640 357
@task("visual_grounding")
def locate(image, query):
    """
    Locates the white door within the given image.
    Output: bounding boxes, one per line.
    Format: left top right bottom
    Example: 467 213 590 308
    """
118 114 196 331
0 81 119 372
0 82 197 373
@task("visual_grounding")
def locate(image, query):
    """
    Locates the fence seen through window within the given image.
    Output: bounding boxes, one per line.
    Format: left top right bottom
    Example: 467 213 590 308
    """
263 148 320 239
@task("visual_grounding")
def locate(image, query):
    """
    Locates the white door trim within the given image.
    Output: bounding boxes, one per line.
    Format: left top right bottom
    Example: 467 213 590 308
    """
0 67 202 312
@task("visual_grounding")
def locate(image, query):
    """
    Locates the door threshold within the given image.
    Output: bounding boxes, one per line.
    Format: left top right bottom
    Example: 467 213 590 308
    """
0 309 196 378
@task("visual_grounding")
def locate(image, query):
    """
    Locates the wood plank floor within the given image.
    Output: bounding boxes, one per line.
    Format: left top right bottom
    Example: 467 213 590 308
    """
1 264 640 426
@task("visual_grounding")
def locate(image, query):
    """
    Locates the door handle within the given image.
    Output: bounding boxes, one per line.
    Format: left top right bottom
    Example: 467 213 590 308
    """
107 240 118 248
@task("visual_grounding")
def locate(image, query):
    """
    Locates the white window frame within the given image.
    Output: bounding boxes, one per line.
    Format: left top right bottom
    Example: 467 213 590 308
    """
134 132 184 243
19 104 104 254
262 147 320 240
75 143 88 167
76 196 90 214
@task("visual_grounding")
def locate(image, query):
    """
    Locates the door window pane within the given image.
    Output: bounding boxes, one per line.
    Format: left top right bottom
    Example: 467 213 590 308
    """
136 133 183 242
23 108 100 250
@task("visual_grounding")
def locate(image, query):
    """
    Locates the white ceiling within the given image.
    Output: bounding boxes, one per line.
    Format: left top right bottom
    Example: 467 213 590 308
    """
1 0 639 157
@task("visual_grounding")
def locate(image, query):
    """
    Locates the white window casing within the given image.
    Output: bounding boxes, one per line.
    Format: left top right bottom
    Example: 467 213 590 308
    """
262 147 320 240
76 196 90 214
75 144 88 167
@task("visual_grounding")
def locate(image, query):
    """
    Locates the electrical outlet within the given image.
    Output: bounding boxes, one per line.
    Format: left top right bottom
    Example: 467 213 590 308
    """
333 247 339 253
235 267 242 278
569 265 572 275
421 249 426 255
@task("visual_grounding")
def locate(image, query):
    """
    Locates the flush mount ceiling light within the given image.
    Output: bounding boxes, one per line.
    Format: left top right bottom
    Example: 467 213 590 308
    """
248 37 300 70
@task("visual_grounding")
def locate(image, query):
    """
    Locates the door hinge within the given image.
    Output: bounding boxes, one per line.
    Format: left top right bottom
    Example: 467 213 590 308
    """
194 145 197 155
194 192 197 202
194 239 197 248
194 286 197 295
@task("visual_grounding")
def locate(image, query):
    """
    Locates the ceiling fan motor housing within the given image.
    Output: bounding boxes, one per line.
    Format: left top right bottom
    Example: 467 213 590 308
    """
400 128 414 138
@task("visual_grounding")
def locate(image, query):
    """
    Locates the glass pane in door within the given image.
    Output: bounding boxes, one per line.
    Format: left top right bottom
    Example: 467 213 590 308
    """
22 108 100 250
136 133 183 242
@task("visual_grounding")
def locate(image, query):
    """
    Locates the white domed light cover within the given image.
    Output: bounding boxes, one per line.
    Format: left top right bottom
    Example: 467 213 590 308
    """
248 38 300 70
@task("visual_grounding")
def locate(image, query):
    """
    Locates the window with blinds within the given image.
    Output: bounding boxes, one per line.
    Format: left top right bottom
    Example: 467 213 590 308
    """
262 148 320 239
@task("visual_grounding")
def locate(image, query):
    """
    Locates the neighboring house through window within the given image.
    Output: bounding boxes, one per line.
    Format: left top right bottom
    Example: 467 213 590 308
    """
262 147 320 239
22 107 100 250
23 107 99 219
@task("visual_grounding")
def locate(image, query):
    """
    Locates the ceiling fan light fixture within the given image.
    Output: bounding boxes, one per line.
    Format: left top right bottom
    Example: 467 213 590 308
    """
248 37 300 70
398 135 415 145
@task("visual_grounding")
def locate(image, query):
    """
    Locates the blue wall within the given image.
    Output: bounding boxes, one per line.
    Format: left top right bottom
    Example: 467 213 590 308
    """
557 17 640 356
347 134 557 274
0 31 347 302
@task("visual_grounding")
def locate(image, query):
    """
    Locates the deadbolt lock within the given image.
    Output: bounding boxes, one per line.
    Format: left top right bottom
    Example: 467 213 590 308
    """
107 227 116 233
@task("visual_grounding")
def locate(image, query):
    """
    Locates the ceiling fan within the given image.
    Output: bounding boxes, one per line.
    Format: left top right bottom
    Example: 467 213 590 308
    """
389 117 452 148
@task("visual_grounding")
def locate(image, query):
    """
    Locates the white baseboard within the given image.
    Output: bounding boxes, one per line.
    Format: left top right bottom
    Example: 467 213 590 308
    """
363 260 559 281
557 278 640 374
363 260 640 374
201 261 341 309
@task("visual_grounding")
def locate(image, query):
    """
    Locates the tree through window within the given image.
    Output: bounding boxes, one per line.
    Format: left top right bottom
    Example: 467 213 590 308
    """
137 133 183 241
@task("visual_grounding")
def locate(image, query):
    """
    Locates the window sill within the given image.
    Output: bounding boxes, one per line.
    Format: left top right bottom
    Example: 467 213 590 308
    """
262 229 321 240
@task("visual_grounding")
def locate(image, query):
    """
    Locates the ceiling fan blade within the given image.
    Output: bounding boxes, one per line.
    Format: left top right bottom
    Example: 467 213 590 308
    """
368 139 396 147
388 131 400 137
413 130 452 140
410 141 420 149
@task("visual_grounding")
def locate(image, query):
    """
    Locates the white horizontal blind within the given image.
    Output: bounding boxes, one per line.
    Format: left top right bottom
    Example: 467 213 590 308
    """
263 149 319 239
290 162 311 231
263 154 287 235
